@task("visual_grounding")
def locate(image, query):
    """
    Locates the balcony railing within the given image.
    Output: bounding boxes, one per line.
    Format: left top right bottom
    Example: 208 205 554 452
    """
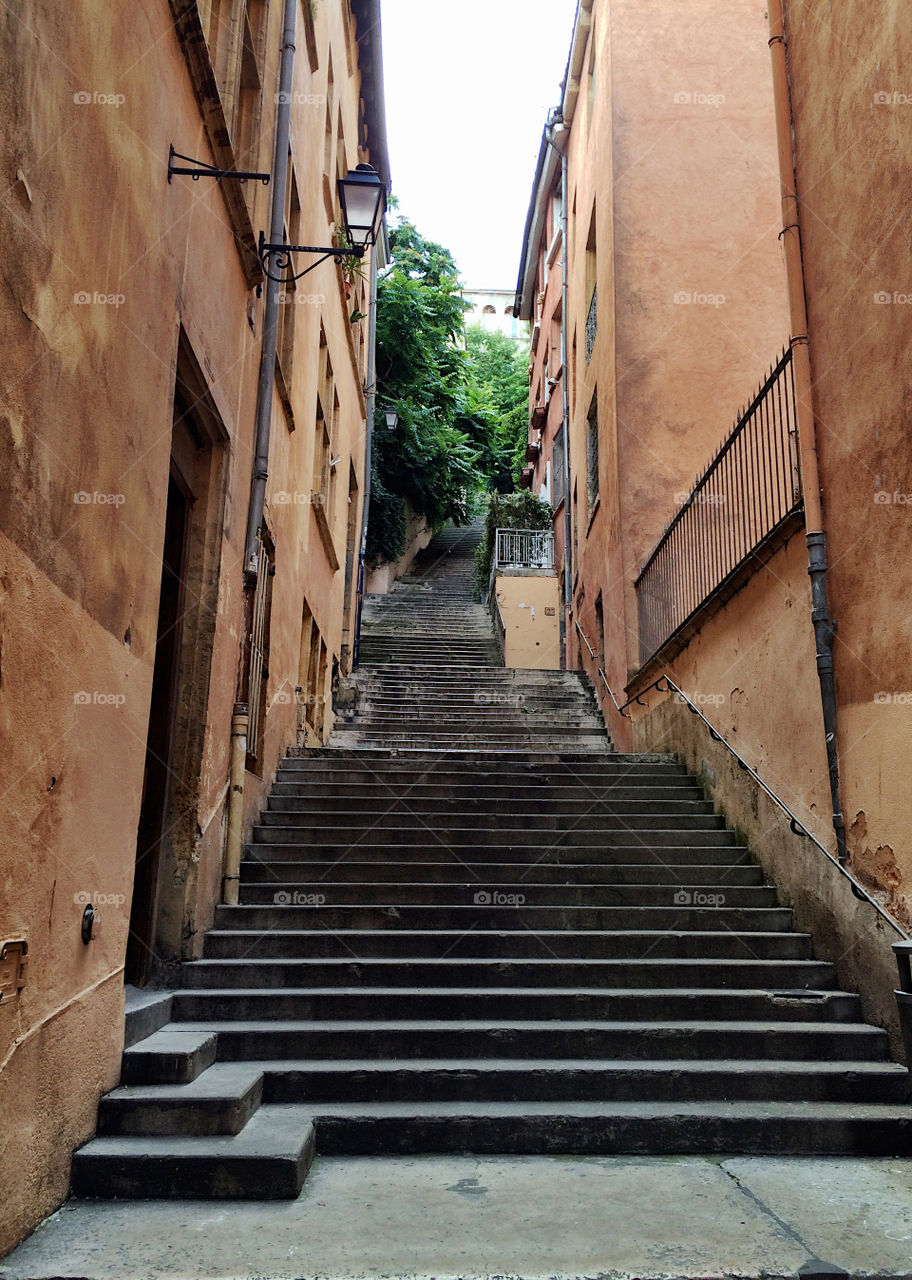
635 346 803 666
495 528 555 571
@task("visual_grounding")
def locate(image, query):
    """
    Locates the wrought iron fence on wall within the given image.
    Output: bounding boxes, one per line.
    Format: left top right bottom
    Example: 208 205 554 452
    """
495 528 555 571
635 346 803 666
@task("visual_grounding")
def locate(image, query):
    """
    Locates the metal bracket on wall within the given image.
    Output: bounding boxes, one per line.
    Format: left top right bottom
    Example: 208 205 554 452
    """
0 939 28 1002
167 145 270 186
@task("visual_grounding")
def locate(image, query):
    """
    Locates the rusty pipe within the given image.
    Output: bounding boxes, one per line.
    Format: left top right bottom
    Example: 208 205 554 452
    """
768 0 847 865
222 702 249 905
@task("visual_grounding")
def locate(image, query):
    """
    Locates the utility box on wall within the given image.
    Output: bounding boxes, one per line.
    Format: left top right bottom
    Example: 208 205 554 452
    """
495 573 561 669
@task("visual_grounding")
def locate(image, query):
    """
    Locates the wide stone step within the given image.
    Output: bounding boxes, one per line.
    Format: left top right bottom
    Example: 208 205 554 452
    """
179 957 835 991
263 798 715 818
301 1099 912 1156
169 987 859 1023
213 903 793 931
267 784 705 805
181 1018 891 1063
97 1063 265 1136
256 1058 910 1106
121 1028 217 1085
236 883 777 909
71 1105 315 1199
202 927 815 961
245 842 751 866
240 859 760 885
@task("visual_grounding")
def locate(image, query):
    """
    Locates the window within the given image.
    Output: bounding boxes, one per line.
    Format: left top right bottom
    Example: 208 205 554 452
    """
276 155 301 386
482 305 496 315
553 427 566 509
585 210 597 364
586 394 600 520
595 593 605 664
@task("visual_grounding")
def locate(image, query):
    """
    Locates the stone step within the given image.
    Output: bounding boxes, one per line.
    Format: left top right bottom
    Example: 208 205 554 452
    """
250 819 736 843
178 1018 891 1063
71 1105 315 1199
213 903 793 931
98 1063 265 1136
235 883 778 909
122 1028 217 1085
123 987 173 1049
300 1099 912 1157
267 784 705 804
169 988 859 1024
201 928 815 961
244 842 751 865
264 797 715 818
179 957 835 991
255 1058 910 1106
240 859 760 885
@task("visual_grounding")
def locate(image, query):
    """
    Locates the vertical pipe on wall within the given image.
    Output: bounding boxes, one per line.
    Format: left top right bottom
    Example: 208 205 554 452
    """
353 236 381 667
243 0 297 579
768 0 847 865
546 115 573 664
222 704 249 905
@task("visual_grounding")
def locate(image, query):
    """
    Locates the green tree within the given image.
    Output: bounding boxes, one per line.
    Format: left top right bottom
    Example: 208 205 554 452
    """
463 325 531 493
368 220 481 564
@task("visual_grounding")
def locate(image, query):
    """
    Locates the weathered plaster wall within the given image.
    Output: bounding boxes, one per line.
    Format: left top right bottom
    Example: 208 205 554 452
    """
781 0 912 924
564 0 789 746
632 692 905 1058
495 573 562 670
0 0 374 1251
365 509 433 595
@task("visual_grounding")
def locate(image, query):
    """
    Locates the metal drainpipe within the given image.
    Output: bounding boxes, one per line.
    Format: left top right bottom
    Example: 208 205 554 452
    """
353 241 380 668
768 0 847 865
224 0 295 904
243 0 296 579
222 703 249 905
546 116 573 666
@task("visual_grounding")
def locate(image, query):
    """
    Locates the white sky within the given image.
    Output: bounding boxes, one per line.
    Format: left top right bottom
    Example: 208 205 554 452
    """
379 0 580 289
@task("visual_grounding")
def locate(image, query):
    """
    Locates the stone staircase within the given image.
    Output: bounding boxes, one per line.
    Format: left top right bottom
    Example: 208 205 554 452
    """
70 521 912 1200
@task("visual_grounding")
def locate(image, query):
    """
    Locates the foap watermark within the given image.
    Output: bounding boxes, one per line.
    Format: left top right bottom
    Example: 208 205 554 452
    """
74 91 125 107
275 91 327 106
74 490 126 506
274 891 326 906
673 889 725 907
73 890 126 906
874 291 912 305
674 691 726 708
474 692 525 706
474 890 526 907
74 291 125 307
870 889 912 911
874 691 912 705
278 292 326 306
272 689 329 707
674 491 725 507
74 690 126 707
874 489 912 505
273 491 325 506
674 290 726 308
873 91 912 106
674 90 726 107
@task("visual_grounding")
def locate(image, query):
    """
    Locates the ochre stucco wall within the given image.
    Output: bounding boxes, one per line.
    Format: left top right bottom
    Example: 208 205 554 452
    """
781 0 912 922
495 573 562 669
561 0 789 746
0 0 374 1251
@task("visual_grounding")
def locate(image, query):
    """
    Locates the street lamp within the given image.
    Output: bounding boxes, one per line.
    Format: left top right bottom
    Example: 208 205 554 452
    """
259 163 387 283
385 408 399 430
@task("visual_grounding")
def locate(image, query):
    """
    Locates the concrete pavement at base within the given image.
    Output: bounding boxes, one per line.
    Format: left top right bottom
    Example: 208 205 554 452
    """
3 1154 912 1280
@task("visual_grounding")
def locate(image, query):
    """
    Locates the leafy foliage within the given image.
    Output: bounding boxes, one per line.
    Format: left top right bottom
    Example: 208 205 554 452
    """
368 221 480 564
474 491 555 594
367 221 535 565
462 325 532 494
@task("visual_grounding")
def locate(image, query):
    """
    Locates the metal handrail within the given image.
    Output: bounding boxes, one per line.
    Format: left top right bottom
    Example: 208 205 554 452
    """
619 673 908 937
573 619 629 717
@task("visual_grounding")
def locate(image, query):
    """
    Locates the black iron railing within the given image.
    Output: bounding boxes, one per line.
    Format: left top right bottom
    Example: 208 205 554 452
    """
635 346 803 666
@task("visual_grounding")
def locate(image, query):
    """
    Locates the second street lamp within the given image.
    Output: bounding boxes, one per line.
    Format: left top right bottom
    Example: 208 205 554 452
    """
258 164 387 283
